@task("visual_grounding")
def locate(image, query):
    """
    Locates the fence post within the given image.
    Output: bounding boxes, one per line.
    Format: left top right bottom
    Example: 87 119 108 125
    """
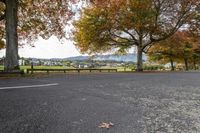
31 63 33 74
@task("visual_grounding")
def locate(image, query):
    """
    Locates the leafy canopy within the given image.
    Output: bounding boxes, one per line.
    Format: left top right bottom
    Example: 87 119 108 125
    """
0 0 78 46
148 31 200 64
73 0 199 54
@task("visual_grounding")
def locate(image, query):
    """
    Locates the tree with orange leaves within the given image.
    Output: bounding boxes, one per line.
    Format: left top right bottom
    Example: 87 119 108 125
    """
0 0 76 72
73 0 199 71
148 31 200 71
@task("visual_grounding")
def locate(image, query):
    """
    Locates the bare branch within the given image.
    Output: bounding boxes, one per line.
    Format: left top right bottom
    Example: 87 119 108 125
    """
143 6 192 50
109 31 133 42
122 29 139 44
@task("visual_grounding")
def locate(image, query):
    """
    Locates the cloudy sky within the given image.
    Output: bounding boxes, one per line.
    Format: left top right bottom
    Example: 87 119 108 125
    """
0 2 88 59
0 2 135 59
0 35 135 59
0 36 83 59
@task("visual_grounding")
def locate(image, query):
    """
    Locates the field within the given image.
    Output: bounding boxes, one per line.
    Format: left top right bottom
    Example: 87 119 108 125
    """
0 65 72 70
0 65 134 72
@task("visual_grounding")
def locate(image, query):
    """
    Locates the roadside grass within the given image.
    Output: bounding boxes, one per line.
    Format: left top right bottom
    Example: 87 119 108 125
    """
117 67 134 72
0 65 73 70
0 65 74 73
0 65 135 74
0 65 3 70
0 65 75 78
21 65 73 69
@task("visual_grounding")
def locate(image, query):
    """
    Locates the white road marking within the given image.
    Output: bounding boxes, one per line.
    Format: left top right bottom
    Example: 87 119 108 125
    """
0 83 59 90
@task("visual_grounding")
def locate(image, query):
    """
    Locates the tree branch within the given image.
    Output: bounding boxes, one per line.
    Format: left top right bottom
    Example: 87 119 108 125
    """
114 18 139 44
109 31 133 43
0 0 5 3
143 0 193 51
143 8 191 51
0 13 5 21
109 37 133 47
122 29 139 44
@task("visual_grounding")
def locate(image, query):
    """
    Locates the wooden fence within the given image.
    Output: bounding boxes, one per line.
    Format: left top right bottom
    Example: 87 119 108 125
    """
27 68 118 74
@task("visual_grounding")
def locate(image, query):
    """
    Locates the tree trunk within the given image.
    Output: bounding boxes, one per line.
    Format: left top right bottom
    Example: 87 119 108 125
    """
193 58 196 70
184 58 189 71
4 0 19 72
170 58 175 71
136 46 143 72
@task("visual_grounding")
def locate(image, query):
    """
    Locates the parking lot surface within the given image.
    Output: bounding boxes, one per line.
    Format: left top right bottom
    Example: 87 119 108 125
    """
0 72 200 133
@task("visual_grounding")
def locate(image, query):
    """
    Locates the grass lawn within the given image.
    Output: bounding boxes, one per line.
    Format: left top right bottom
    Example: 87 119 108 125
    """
0 66 3 70
0 65 135 73
0 65 73 71
21 65 73 69
116 67 134 72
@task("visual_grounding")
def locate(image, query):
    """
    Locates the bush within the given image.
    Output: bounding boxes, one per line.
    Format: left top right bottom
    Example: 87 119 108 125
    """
143 65 164 71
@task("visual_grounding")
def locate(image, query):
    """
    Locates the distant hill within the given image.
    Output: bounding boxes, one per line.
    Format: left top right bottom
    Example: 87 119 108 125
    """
65 54 147 62
23 54 147 62
64 56 90 61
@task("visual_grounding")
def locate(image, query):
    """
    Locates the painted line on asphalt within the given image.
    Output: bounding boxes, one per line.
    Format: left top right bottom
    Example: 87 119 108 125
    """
0 83 59 90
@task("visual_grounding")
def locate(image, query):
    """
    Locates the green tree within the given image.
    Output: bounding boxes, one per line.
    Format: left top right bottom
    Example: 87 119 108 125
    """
73 0 199 71
0 0 75 72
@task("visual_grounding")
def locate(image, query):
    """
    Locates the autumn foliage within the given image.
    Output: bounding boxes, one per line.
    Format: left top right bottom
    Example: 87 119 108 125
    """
73 0 199 71
0 0 76 46
0 0 78 71
148 31 200 70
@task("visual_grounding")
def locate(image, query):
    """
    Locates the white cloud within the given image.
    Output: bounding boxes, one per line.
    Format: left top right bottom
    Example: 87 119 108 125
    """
0 36 84 59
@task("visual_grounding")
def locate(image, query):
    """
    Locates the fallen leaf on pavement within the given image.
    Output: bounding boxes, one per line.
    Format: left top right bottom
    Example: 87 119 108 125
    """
98 122 114 129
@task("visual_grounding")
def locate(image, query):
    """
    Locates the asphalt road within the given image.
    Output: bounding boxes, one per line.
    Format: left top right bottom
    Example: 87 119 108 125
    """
0 72 200 133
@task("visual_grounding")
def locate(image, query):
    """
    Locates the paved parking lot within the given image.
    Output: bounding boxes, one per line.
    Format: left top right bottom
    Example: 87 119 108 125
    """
0 72 200 133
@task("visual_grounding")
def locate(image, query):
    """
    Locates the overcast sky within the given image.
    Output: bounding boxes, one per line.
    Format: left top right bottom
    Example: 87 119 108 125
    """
0 2 88 59
0 36 84 59
0 2 135 59
0 35 135 59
